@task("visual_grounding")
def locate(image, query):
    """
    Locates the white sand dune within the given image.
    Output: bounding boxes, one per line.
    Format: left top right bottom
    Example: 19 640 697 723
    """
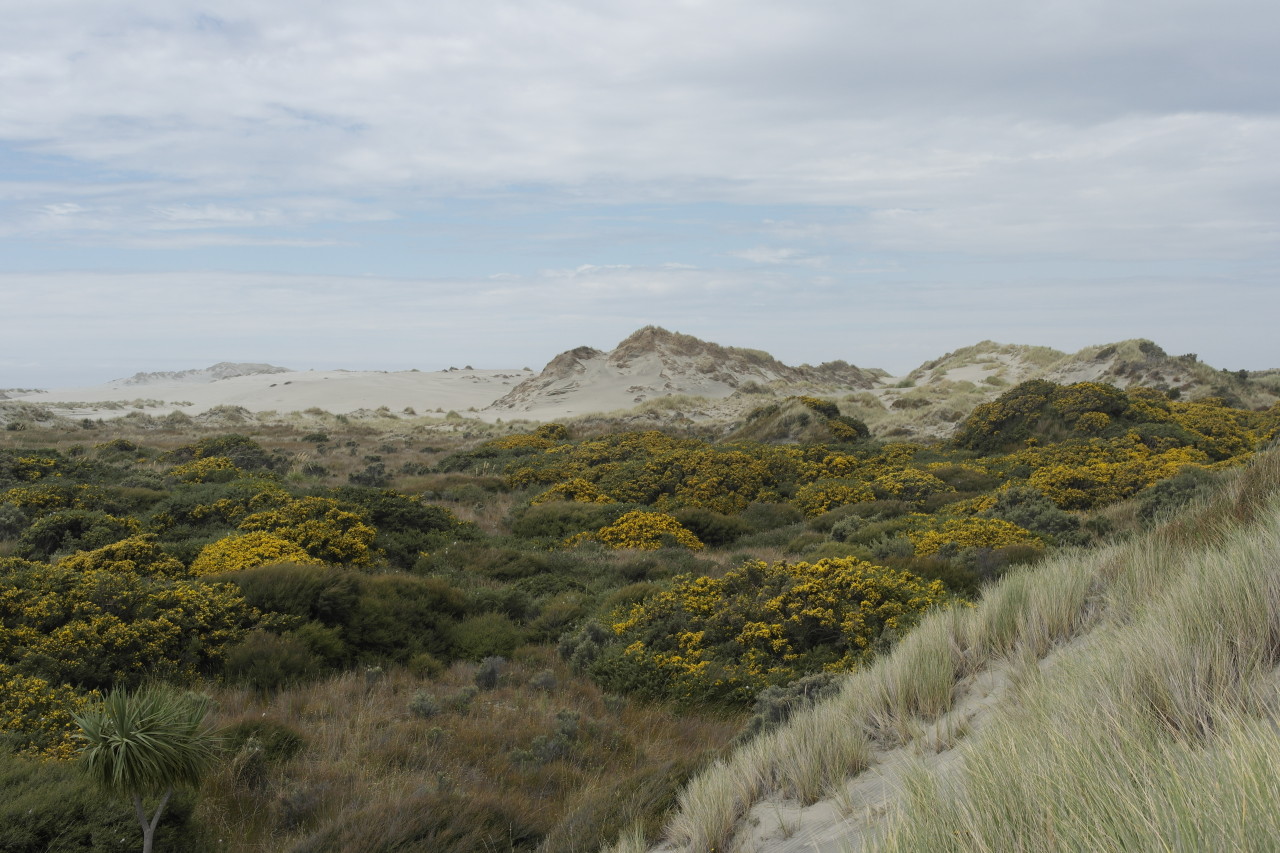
10 368 533 422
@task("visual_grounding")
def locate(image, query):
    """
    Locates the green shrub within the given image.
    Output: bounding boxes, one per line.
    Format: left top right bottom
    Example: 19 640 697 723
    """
0 750 206 852
346 575 467 662
16 509 137 560
347 462 390 487
451 613 524 660
672 507 753 547
474 655 506 690
409 690 442 719
168 434 281 471
223 631 322 691
0 503 27 538
436 543 552 580
738 502 803 532
1135 466 1218 521
736 672 844 742
510 501 631 542
223 718 306 763
985 484 1088 546
558 621 612 674
232 563 360 624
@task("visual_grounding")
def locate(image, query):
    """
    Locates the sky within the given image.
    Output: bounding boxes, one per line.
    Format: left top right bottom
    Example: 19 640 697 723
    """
2 0 1278 388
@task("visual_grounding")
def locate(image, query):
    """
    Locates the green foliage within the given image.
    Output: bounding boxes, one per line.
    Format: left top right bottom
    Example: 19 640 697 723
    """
166 434 281 472
672 507 754 547
736 671 843 742
75 686 220 853
510 501 632 543
451 613 525 660
0 502 28 538
985 484 1088 546
0 750 203 852
221 718 305 763
474 655 506 690
597 557 949 706
232 562 467 667
17 509 138 560
331 486 477 568
222 631 322 691
76 686 220 798
1135 466 1218 521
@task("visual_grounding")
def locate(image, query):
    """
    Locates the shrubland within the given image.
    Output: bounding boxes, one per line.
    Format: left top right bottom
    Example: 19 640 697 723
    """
0 379 1275 851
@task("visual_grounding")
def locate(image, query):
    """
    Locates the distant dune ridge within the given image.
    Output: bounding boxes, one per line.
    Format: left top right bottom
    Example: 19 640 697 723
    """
112 362 291 386
488 326 885 421
4 327 1276 433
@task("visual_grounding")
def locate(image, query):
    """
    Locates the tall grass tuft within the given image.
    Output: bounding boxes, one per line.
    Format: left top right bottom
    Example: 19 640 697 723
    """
647 449 1280 852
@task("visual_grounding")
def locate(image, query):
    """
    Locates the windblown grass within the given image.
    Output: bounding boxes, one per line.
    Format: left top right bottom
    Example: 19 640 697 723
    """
644 449 1280 852
196 650 740 852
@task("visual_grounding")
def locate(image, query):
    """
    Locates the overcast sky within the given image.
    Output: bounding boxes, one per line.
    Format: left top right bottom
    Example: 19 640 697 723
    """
3 0 1277 387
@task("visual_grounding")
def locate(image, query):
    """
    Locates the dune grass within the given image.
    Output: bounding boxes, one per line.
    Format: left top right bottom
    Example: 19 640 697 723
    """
643 448 1280 852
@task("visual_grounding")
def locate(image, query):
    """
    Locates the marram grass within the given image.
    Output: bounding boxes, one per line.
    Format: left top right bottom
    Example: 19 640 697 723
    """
647 450 1280 852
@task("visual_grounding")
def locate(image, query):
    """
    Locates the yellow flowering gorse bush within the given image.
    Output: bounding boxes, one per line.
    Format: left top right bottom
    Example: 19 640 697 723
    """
568 510 704 551
599 557 948 705
190 530 322 575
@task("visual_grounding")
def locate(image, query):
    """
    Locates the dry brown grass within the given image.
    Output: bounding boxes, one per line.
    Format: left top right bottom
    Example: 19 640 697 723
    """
196 649 742 852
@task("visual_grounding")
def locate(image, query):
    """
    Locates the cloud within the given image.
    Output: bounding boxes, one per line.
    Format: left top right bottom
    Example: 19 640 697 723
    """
728 247 828 267
1 1 1279 389
0 1 1276 259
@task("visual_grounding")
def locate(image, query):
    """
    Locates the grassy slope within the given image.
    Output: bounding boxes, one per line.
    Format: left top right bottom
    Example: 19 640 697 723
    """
626 445 1280 852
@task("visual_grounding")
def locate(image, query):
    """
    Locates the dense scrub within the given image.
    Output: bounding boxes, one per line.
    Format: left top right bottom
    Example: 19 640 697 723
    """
0 379 1273 850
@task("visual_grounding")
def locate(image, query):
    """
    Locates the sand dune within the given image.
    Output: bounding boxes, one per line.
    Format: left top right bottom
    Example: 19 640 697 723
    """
10 368 532 422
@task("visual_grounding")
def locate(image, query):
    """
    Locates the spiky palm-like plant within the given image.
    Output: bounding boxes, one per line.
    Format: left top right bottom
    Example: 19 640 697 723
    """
74 686 221 853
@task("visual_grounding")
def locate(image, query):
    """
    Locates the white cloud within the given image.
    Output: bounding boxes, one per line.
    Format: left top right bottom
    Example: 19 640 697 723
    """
1 1 1279 388
0 1 1277 259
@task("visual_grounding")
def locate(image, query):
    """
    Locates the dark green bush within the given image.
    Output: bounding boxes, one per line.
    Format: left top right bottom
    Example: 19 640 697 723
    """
928 464 1002 492
736 672 843 742
437 543 552 580
510 501 631 542
474 655 506 689
330 486 477 568
346 574 467 662
737 501 804 532
0 503 28 538
1136 466 1217 521
223 631 323 691
451 613 524 660
558 621 612 674
232 563 361 624
16 509 136 560
223 718 306 763
469 586 533 620
347 462 390 487
168 434 282 471
672 507 753 547
985 484 1088 546
0 751 206 852
232 564 466 664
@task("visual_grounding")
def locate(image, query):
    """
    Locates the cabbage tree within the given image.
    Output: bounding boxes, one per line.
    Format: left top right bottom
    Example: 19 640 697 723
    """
75 686 222 853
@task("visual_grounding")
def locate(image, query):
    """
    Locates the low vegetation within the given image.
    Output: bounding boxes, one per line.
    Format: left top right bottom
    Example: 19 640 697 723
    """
0 378 1276 850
